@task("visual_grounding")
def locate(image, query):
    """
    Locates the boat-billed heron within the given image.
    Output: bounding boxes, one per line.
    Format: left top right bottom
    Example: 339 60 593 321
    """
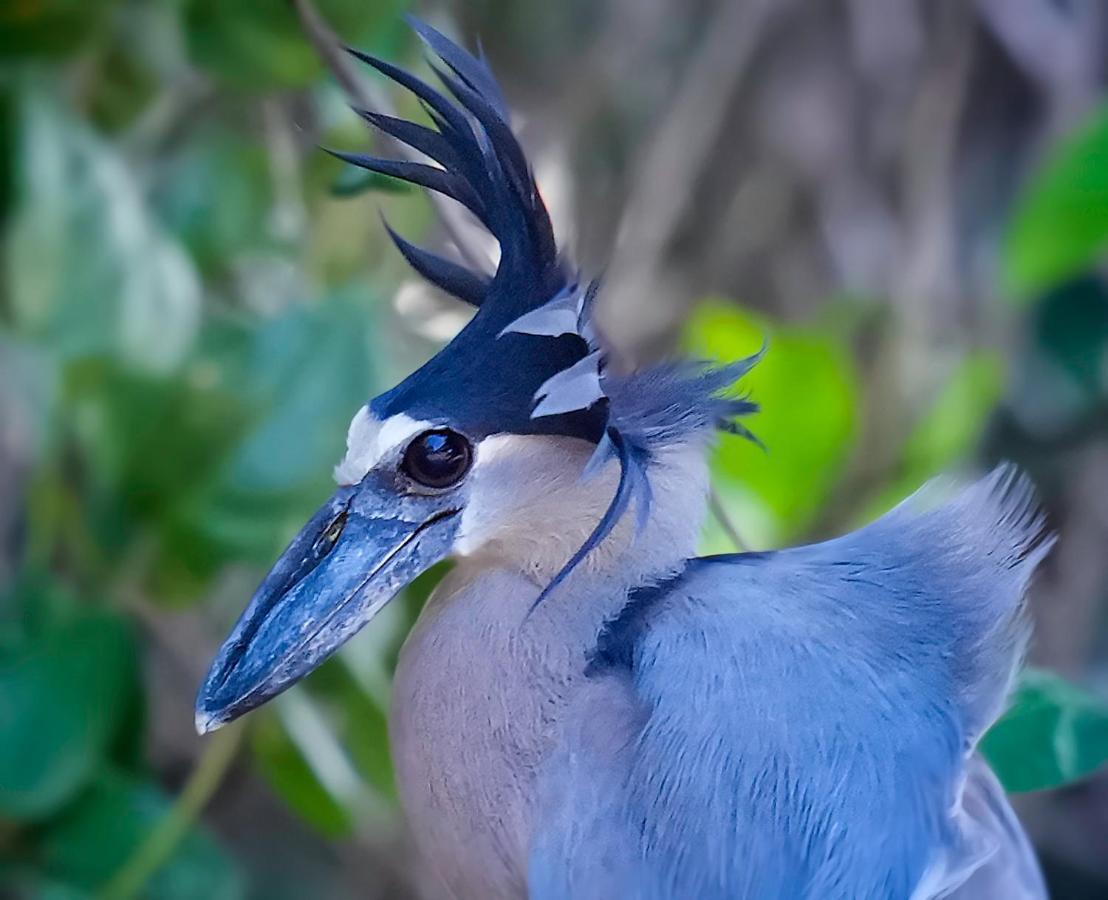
196 19 1053 900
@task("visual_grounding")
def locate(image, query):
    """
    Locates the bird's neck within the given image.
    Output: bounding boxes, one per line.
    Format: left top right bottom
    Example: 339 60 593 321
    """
391 444 710 894
457 441 711 643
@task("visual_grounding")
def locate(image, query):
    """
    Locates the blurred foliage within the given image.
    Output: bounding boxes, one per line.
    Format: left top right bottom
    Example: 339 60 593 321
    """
683 302 858 548
862 352 1005 522
982 669 1108 793
0 0 1106 897
9 91 201 372
185 0 409 91
1004 104 1108 299
36 768 242 900
0 0 418 895
0 609 140 821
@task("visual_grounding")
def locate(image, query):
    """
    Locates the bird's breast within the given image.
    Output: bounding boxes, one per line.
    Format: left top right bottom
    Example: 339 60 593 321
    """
390 564 603 900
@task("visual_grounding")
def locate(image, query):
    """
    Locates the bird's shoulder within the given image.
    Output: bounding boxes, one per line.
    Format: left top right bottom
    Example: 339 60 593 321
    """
589 465 1051 748
541 466 1052 900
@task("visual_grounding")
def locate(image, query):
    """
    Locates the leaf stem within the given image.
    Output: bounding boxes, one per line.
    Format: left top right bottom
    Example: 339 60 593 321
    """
95 722 245 900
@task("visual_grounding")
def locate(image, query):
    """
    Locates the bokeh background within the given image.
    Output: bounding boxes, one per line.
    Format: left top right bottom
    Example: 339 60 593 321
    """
2 0 1108 897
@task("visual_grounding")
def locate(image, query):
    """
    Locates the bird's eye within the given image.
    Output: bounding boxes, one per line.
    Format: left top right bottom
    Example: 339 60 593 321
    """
402 429 472 489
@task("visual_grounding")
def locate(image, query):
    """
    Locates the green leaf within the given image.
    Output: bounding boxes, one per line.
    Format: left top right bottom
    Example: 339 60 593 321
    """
0 613 139 821
301 659 395 798
1004 103 1108 298
0 0 115 60
683 302 858 546
6 89 201 373
167 293 376 569
61 334 257 580
981 669 1108 792
250 711 354 839
902 354 1003 472
152 132 274 275
1012 277 1108 436
35 769 243 900
184 0 409 91
0 866 90 900
68 349 254 517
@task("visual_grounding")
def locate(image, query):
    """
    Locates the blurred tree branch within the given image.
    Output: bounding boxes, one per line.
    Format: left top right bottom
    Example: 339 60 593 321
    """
293 0 496 276
976 0 1103 129
603 0 788 354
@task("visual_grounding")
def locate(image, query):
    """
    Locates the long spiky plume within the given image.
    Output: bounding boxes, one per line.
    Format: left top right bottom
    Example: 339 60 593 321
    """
334 17 560 307
338 18 763 604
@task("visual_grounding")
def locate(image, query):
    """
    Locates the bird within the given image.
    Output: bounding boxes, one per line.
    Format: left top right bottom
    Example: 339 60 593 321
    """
195 18 1055 900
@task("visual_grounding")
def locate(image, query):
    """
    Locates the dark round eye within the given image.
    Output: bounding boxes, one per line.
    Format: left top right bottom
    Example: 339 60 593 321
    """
401 429 472 489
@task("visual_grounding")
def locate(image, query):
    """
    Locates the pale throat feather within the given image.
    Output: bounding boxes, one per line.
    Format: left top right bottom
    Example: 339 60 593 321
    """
389 437 713 900
454 433 713 596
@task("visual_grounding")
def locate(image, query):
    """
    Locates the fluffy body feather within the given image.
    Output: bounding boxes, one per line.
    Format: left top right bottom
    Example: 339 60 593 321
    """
535 468 1050 900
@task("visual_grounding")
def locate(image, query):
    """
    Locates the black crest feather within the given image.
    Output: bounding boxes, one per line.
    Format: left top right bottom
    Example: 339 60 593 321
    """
339 19 763 606
339 19 560 307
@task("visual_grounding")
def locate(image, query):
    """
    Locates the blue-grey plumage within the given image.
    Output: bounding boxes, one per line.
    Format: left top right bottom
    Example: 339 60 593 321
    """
527 468 1052 900
391 460 1051 900
196 19 1054 900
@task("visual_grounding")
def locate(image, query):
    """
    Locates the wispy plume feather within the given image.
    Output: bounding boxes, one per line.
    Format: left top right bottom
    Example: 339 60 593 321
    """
337 18 561 308
502 280 763 607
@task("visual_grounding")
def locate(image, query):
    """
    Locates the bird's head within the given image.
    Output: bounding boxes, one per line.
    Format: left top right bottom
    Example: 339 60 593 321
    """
195 18 761 734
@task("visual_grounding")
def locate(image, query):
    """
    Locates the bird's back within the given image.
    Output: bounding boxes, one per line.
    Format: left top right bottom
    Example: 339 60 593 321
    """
531 467 1051 899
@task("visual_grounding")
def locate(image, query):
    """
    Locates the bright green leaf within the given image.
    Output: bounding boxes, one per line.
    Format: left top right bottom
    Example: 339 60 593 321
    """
1004 103 1108 298
684 302 858 546
0 614 139 821
902 353 1003 473
981 668 1108 792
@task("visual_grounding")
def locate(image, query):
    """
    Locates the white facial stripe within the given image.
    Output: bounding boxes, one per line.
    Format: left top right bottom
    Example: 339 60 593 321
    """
333 409 435 485
333 407 377 485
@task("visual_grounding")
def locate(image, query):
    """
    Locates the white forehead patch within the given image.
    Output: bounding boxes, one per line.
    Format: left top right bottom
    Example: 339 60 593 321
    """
333 409 433 486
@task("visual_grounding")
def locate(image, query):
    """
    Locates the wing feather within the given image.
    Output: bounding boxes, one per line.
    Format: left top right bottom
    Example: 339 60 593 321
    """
531 467 1051 899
